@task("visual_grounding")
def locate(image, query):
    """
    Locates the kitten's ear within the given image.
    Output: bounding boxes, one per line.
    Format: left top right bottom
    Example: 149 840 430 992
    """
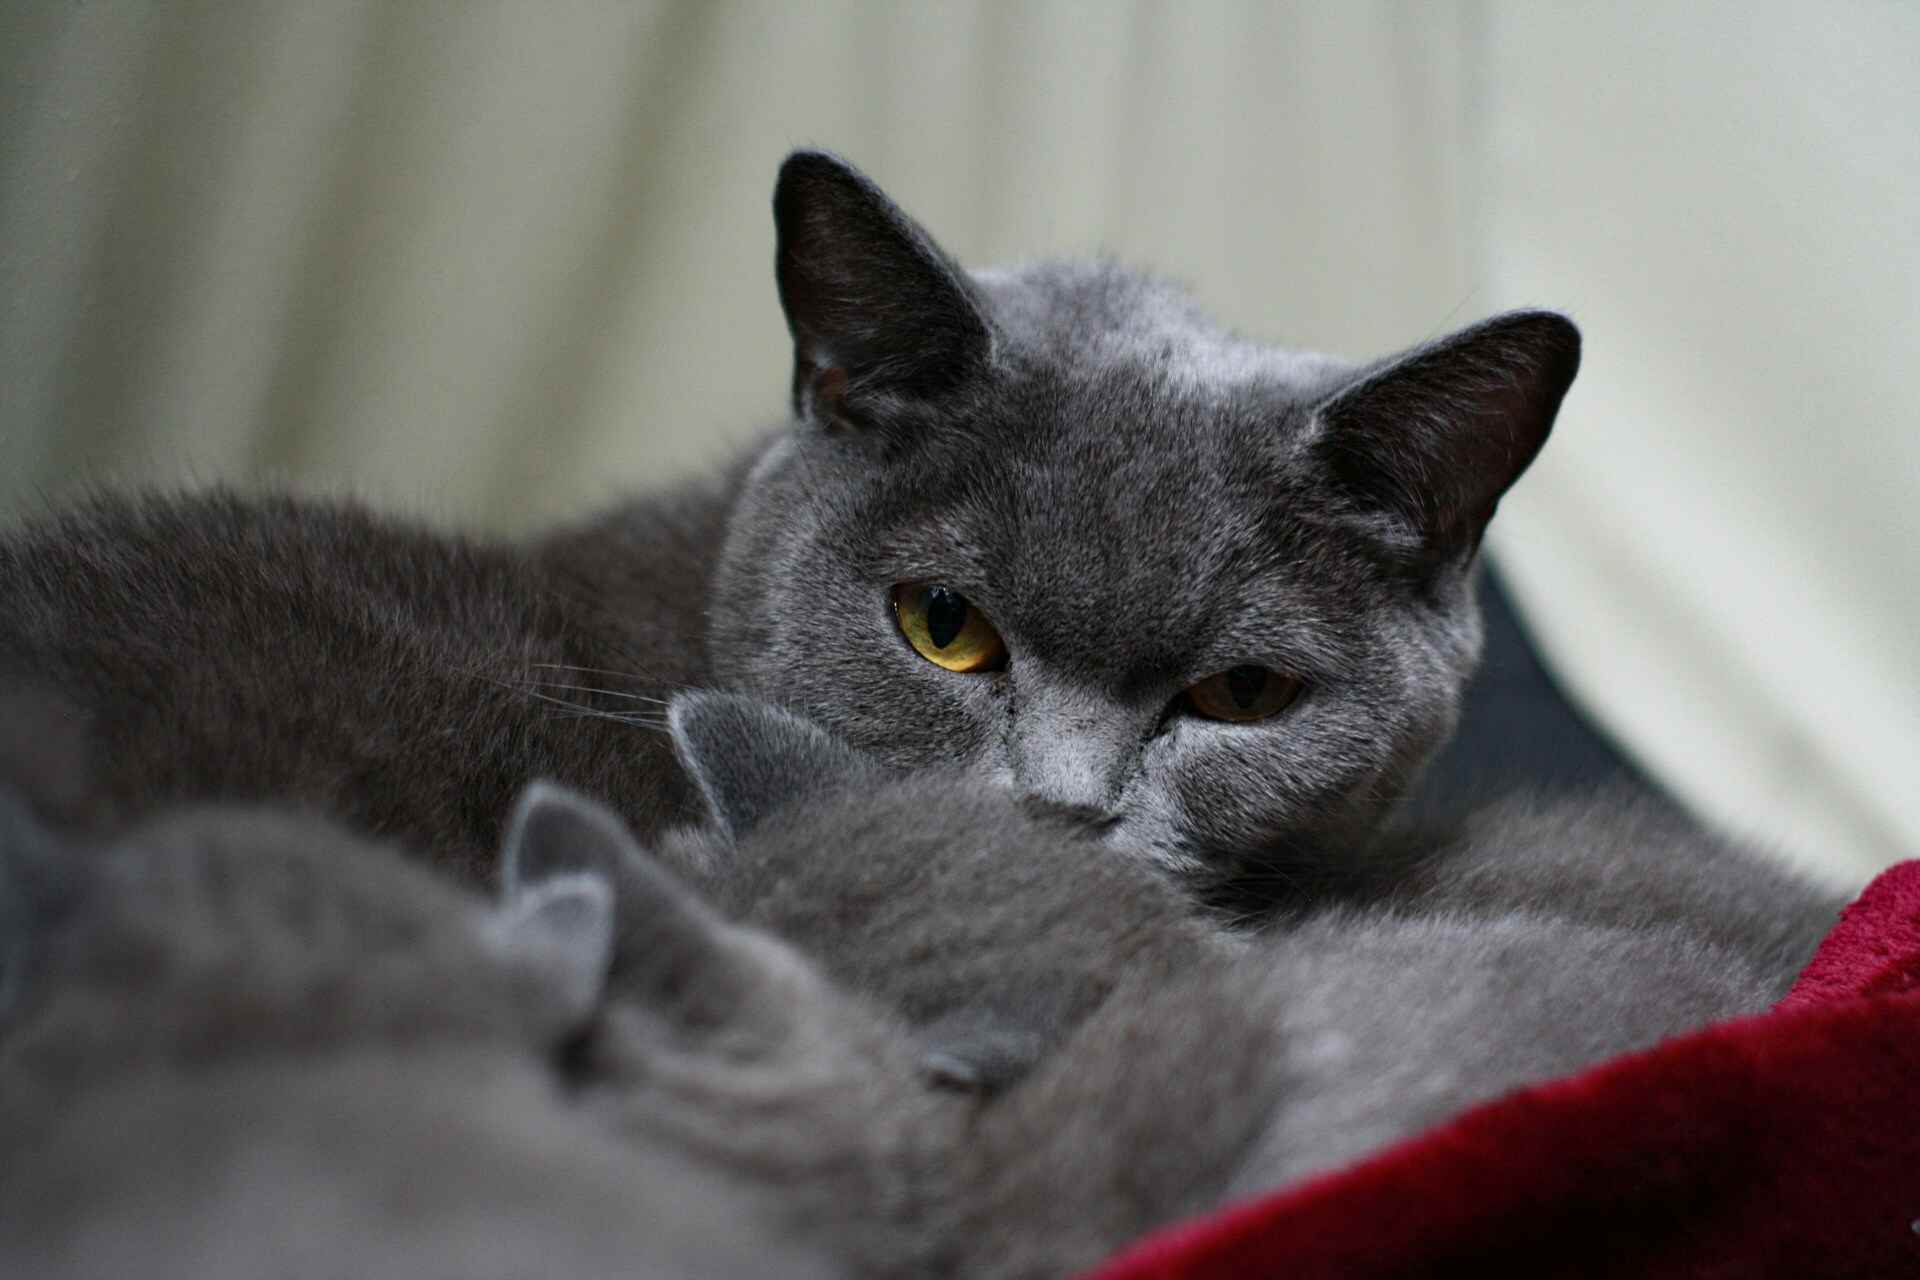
494 782 628 1021
916 1011 1048 1098
1310 310 1580 562
773 150 992 427
498 778 776 1037
499 780 635 897
668 691 882 841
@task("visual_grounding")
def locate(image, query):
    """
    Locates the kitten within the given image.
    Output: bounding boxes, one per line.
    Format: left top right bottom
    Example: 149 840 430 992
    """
548 695 1841 1277
656 691 1237 1090
0 784 837 1280
0 148 1579 894
651 695 1841 1275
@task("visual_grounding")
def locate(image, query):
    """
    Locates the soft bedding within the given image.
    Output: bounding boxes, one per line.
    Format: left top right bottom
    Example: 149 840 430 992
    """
1087 859 1920 1280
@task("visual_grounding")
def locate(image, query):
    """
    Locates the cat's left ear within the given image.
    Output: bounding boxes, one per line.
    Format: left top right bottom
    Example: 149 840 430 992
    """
1310 310 1580 562
773 150 993 429
493 782 624 1022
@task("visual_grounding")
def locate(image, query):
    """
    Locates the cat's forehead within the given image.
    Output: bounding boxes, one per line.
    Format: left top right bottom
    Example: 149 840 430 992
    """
857 312 1376 678
973 261 1351 397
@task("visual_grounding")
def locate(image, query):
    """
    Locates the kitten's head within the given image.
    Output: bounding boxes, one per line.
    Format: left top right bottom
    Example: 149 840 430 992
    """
498 777 968 1273
0 798 618 1086
712 150 1580 890
661 691 1229 1092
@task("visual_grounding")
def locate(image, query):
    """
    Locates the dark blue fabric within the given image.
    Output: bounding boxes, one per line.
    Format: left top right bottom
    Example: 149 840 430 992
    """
1409 561 1662 819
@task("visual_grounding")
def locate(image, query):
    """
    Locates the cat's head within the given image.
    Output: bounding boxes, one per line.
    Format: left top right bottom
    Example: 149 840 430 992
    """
711 150 1580 889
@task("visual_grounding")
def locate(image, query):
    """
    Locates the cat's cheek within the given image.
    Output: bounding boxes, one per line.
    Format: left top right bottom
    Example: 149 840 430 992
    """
1116 727 1222 868
845 658 1007 772
1108 745 1203 877
1153 718 1363 860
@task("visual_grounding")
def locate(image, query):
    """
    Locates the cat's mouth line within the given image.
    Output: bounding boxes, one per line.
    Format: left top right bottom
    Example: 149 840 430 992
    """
1013 797 1124 832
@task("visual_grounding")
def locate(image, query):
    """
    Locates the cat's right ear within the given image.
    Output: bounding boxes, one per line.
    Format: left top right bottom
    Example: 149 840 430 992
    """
1308 310 1580 564
668 692 882 842
773 150 993 429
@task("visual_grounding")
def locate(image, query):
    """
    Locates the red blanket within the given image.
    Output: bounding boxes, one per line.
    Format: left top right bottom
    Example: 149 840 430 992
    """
1087 861 1920 1280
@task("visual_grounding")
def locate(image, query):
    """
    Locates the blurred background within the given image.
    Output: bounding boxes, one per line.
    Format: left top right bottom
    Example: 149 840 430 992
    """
1 2 1913 883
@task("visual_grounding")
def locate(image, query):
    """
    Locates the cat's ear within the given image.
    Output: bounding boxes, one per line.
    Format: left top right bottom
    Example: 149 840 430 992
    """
915 1010 1048 1098
668 691 882 842
497 778 777 1038
493 782 626 1021
773 149 992 428
1309 310 1580 562
499 780 635 897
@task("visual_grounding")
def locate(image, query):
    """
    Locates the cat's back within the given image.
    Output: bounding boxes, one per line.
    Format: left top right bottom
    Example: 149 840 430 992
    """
0 488 546 669
0 489 703 876
1375 788 1847 993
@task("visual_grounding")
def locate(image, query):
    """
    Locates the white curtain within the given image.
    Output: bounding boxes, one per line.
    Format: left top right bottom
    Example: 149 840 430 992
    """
2 1 1912 881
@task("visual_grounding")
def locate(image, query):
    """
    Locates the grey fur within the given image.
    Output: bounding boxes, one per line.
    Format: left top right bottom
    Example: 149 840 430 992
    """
657 692 1233 1092
645 697 1844 1276
0 704 1846 1280
652 706 1835 1274
719 152 1580 890
0 792 838 1279
0 148 1577 895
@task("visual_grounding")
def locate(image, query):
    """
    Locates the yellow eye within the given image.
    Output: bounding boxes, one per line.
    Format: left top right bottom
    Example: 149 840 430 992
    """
1185 665 1302 723
893 583 1007 674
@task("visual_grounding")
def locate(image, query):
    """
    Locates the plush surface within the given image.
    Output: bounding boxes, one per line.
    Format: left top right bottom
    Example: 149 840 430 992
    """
1086 860 1920 1280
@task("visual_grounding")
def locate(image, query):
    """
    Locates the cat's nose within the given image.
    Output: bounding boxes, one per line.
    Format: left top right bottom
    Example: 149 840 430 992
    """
1006 680 1140 820
1015 742 1116 816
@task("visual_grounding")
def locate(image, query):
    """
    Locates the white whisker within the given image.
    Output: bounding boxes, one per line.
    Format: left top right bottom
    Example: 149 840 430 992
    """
518 680 671 706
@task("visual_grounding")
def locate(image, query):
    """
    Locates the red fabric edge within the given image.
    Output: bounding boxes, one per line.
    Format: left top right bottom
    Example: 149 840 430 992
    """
1082 860 1920 1280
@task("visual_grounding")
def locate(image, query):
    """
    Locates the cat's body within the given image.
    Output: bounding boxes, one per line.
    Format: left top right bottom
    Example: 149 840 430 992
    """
0 149 1581 897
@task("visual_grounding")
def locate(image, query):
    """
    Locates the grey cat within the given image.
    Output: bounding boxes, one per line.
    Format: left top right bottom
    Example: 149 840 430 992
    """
0 784 839 1280
0 147 1579 896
